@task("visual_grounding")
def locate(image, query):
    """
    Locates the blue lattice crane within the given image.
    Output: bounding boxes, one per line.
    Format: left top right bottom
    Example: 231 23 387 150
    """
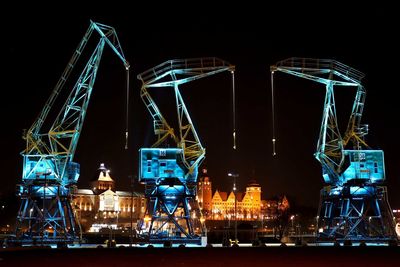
137 58 235 245
271 58 397 243
15 21 129 245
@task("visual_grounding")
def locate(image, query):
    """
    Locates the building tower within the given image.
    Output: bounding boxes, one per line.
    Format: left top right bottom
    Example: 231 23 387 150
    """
90 163 115 194
245 179 262 219
198 168 212 218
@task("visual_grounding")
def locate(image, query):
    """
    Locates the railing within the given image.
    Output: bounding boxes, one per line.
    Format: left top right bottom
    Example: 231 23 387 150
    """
137 57 233 85
275 57 365 83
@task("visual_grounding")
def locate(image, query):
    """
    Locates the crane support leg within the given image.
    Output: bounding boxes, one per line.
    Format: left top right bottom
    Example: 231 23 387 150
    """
138 182 203 245
317 185 397 244
14 186 81 246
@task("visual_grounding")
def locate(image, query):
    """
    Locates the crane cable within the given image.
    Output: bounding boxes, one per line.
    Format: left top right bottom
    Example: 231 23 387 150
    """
125 68 130 150
231 70 236 150
271 71 276 156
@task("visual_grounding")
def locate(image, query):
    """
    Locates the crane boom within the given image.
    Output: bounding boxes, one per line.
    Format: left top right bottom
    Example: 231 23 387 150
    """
138 57 234 176
22 20 129 187
271 58 366 185
27 21 129 138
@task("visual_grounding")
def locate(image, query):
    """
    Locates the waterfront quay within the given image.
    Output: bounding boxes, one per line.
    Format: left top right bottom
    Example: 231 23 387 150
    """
1 246 398 267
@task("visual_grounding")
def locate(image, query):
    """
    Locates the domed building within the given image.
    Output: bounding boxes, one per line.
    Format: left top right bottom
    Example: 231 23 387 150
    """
72 163 146 232
91 163 115 194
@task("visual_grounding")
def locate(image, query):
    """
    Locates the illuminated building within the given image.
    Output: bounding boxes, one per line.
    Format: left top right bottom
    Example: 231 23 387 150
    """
72 163 146 232
211 180 262 220
261 195 290 220
197 169 289 221
197 169 212 218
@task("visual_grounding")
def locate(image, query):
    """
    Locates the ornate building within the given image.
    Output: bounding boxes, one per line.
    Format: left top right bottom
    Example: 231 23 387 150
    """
210 179 262 220
197 169 289 221
72 163 146 232
197 169 212 218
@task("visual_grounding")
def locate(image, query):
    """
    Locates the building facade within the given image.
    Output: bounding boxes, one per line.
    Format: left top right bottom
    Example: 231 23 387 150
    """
197 169 213 218
72 163 146 232
197 169 289 221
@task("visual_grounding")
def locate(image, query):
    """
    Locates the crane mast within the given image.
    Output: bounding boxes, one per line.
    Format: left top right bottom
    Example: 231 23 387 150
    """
15 21 129 246
271 57 397 244
137 58 235 245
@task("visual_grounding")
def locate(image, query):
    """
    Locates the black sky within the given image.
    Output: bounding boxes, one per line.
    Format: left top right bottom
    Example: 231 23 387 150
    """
2 4 399 210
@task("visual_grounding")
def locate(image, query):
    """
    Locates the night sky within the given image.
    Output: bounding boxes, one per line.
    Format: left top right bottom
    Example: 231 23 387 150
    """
2 4 399 211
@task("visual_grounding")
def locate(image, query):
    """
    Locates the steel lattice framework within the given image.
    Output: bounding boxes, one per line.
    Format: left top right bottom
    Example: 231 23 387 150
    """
137 58 234 245
15 20 129 245
271 58 397 243
271 58 367 185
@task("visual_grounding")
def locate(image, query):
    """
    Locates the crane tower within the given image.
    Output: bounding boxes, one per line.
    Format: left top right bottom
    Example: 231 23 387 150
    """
137 58 235 245
271 58 397 244
15 21 129 246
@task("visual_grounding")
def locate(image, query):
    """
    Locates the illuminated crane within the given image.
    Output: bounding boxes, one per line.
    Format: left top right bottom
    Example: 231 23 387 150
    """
15 21 129 245
137 58 235 245
271 58 397 243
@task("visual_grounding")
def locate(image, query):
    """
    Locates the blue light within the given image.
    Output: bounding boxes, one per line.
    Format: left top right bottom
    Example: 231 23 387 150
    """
139 148 198 184
341 150 385 185
23 160 80 186
16 20 129 245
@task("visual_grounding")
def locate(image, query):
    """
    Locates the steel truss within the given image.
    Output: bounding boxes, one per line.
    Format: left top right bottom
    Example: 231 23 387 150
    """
137 58 234 245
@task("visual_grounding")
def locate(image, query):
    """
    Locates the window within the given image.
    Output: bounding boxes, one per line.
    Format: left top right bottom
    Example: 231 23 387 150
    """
147 160 152 173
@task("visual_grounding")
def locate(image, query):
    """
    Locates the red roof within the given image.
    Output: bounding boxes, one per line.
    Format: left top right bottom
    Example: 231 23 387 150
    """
217 191 228 201
235 192 245 202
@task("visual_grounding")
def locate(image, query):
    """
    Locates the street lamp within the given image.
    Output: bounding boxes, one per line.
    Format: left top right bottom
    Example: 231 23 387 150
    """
315 216 319 238
290 215 295 235
228 172 239 245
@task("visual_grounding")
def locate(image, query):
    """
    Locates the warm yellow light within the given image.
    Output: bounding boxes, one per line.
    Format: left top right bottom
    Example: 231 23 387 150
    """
396 223 400 237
